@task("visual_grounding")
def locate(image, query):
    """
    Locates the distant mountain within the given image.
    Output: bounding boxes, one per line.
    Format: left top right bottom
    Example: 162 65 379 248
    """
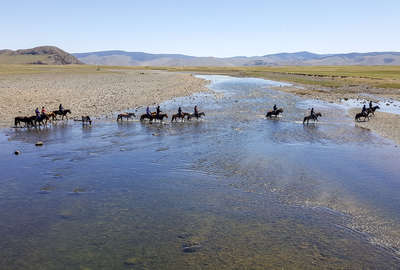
0 46 83 65
73 50 400 66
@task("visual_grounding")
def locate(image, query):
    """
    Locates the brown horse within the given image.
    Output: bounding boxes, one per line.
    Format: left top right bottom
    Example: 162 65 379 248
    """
303 112 322 124
153 113 168 122
266 108 284 118
171 112 190 122
53 109 71 120
14 116 34 127
140 114 153 121
34 114 50 127
187 112 205 120
46 112 57 121
117 112 136 121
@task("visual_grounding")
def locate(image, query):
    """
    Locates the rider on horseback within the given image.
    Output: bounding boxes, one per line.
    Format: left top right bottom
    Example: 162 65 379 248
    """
310 108 315 117
178 107 182 117
146 106 151 117
194 106 199 117
273 104 277 112
59 104 64 113
35 107 40 119
156 106 161 117
369 101 373 109
41 106 46 116
361 104 367 115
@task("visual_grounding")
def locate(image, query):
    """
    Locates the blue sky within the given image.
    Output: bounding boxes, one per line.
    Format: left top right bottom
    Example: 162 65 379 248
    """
1 0 399 57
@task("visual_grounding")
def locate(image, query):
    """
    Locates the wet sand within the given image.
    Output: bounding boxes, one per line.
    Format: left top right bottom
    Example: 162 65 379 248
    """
0 69 208 126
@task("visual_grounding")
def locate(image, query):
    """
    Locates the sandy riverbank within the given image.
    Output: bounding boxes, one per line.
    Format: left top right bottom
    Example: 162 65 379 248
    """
0 69 208 126
348 109 400 146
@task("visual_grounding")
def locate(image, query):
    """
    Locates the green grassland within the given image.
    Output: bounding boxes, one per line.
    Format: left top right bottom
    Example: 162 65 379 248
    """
1 64 400 90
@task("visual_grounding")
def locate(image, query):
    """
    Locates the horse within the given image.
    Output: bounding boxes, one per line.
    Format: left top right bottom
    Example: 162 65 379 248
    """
117 112 136 121
34 114 50 127
171 112 190 122
14 116 34 127
140 114 153 121
366 105 380 116
187 112 205 120
153 113 168 122
46 112 57 121
81 116 92 125
53 109 71 120
266 108 284 118
355 112 370 122
303 112 322 124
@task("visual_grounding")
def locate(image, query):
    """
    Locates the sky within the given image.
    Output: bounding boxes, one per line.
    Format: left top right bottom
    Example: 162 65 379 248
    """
1 0 400 57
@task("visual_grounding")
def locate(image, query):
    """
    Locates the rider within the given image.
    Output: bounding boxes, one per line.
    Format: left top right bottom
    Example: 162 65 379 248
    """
146 106 151 117
310 107 315 117
361 104 367 115
156 105 161 117
35 107 40 119
41 106 46 116
194 105 199 117
59 104 64 113
273 104 277 112
178 107 182 117
369 101 373 109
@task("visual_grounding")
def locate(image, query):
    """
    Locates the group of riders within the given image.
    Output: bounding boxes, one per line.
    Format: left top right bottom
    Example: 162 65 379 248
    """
145 105 200 119
34 104 64 120
361 101 375 116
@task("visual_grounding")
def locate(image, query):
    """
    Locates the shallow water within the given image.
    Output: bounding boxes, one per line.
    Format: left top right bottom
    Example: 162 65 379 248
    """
1 75 400 269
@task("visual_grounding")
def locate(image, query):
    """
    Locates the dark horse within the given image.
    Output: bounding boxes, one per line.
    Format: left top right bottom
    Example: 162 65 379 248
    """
117 112 136 121
53 109 71 120
188 112 205 120
153 113 168 122
266 108 284 118
14 116 34 127
140 114 152 121
81 116 92 125
34 114 50 127
140 113 168 122
355 112 370 122
303 112 322 124
366 105 380 116
171 112 190 122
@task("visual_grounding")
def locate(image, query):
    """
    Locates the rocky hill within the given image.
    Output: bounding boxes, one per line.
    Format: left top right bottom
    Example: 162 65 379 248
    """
73 50 400 66
0 46 83 65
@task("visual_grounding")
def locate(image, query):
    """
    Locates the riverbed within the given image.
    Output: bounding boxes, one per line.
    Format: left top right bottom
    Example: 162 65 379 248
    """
1 75 399 269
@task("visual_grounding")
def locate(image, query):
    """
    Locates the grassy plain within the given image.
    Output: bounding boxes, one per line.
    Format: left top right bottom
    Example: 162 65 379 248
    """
1 64 400 89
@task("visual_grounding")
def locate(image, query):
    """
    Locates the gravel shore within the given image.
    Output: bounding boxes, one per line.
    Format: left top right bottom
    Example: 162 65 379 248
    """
0 69 208 126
